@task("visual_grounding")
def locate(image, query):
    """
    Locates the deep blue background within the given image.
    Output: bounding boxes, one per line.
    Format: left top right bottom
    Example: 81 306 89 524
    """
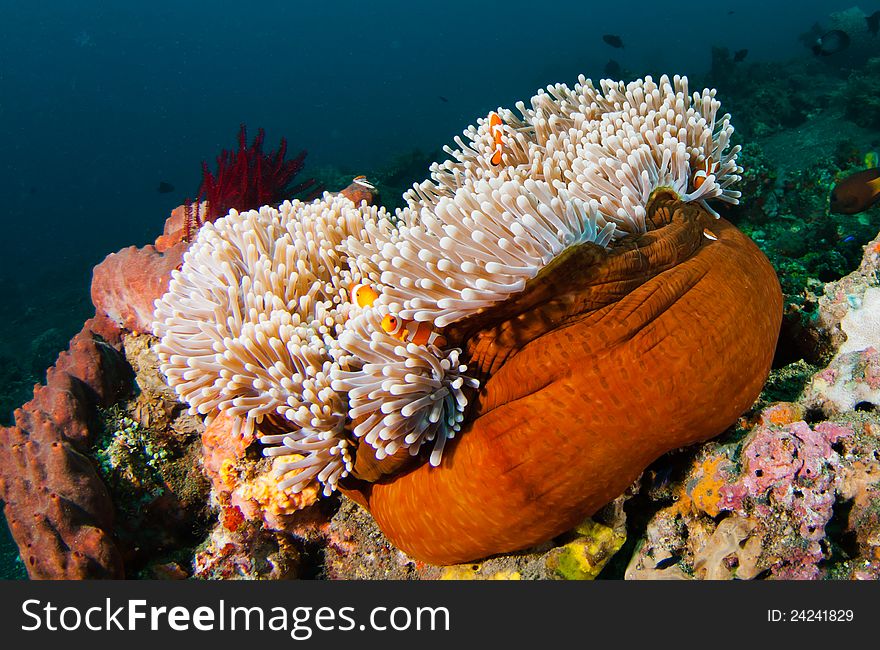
0 1 863 260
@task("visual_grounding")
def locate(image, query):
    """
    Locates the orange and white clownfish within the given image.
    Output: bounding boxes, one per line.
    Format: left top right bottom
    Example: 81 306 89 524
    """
488 111 504 166
381 313 447 348
349 282 379 308
692 157 718 191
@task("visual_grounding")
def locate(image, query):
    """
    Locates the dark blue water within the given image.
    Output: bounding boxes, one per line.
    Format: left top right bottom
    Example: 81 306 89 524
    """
0 0 868 578
0 0 860 258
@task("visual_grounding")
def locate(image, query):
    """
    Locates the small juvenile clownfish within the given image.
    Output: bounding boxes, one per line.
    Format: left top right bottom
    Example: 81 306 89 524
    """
702 228 718 241
381 314 447 348
488 112 504 166
692 158 718 192
349 282 379 308
352 175 376 190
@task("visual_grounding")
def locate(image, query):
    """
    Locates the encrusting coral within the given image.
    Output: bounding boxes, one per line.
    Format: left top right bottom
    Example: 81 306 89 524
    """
153 74 782 565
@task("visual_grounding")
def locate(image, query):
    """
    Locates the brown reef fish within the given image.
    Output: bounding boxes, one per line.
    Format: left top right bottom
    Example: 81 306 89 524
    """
831 168 880 214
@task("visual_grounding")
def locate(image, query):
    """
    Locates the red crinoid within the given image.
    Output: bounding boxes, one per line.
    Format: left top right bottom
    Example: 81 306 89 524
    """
184 124 321 240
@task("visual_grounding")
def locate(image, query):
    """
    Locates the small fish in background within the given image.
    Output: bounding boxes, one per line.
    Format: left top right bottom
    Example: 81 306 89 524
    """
842 235 857 243
830 168 880 214
157 181 175 194
867 10 880 36
604 58 622 77
438 95 449 103
602 34 624 48
812 29 851 56
653 555 682 570
733 48 748 62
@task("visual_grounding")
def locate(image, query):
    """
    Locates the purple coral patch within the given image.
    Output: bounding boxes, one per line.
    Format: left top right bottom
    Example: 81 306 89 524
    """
743 420 852 544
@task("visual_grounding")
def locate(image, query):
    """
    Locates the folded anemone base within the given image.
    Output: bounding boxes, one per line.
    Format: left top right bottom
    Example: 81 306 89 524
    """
341 195 782 565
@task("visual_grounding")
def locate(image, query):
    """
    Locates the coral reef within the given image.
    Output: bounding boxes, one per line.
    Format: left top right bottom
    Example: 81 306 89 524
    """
90 333 211 576
813 228 880 355
0 315 130 578
12 54 880 578
716 75 880 367
698 19 880 346
625 406 880 580
732 138 875 324
0 178 372 578
805 346 880 414
192 520 304 580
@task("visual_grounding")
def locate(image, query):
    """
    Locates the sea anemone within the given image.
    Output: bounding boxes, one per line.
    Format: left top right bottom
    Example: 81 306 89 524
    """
373 75 741 327
154 194 381 494
154 74 781 564
330 308 478 469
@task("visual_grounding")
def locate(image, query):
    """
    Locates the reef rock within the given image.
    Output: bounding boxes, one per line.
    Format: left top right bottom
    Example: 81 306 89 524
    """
815 231 880 355
626 408 880 580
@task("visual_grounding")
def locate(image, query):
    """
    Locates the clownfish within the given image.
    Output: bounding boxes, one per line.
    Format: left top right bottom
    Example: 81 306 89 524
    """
381 313 447 348
488 112 504 166
692 158 718 192
349 282 379 308
702 228 718 241
352 175 376 190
